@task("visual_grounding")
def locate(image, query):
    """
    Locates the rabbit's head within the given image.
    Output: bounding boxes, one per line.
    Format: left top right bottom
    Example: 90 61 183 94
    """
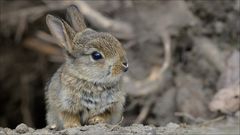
46 5 128 84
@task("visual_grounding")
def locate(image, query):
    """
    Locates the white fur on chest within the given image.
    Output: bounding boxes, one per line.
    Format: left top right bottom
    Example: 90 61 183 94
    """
80 88 119 114
59 83 120 115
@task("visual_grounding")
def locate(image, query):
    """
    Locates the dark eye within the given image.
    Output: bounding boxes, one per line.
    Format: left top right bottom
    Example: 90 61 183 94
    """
91 51 103 60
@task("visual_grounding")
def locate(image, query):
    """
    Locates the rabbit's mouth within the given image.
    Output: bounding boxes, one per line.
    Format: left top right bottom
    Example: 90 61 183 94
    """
108 65 124 76
101 65 123 83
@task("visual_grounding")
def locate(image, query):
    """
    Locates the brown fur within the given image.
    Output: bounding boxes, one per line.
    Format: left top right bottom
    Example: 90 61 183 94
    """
45 5 127 129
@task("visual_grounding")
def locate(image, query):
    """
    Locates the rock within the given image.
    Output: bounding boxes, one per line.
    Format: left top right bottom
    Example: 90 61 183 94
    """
235 111 240 118
175 73 208 119
0 123 239 135
217 51 240 89
153 88 178 125
234 0 240 11
209 84 240 113
210 51 240 114
125 124 156 135
15 123 29 134
2 128 16 135
0 130 5 135
166 123 180 130
214 21 225 34
193 37 225 72
28 127 35 133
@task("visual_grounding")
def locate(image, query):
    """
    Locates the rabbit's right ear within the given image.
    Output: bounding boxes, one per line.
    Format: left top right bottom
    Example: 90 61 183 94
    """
46 14 76 52
66 5 87 32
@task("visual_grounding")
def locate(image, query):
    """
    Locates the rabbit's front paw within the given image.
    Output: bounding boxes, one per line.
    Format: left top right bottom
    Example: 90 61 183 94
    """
88 116 106 125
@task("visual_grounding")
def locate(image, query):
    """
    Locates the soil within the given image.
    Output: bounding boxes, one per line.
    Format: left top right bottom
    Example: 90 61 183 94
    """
0 0 239 134
1 121 239 135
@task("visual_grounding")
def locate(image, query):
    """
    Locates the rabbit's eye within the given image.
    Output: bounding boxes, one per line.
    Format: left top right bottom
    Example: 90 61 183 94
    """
91 51 103 60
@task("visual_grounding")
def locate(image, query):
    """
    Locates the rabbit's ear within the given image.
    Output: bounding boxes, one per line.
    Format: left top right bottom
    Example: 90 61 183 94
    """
66 5 87 32
46 14 76 52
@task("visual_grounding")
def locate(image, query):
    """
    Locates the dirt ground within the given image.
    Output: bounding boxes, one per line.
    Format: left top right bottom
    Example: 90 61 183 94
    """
0 0 239 134
1 121 239 135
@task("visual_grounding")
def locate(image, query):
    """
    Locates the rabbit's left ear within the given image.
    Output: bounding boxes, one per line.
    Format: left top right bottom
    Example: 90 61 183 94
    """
66 5 87 32
46 14 76 52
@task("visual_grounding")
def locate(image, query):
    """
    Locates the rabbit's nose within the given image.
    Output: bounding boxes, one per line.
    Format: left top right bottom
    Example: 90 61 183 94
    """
122 62 128 72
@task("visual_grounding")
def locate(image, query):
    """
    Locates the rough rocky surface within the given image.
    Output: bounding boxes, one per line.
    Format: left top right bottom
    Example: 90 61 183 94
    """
0 0 239 133
0 122 239 135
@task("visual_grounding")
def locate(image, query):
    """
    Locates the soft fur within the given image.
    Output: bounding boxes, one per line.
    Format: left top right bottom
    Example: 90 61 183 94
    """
45 5 127 129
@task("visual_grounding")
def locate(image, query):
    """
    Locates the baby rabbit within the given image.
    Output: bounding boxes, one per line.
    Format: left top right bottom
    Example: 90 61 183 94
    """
45 5 128 129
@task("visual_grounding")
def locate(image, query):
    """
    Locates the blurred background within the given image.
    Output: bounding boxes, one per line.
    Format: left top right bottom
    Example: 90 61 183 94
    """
0 0 239 129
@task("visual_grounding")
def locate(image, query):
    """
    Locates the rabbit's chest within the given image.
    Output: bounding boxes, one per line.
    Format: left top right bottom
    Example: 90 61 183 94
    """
80 88 119 113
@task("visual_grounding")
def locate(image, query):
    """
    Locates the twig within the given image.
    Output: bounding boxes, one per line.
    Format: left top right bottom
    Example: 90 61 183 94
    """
35 31 58 45
175 112 225 126
0 4 68 23
134 95 157 124
0 6 45 22
122 0 134 8
42 0 134 40
0 3 69 42
158 32 171 78
23 37 61 56
15 15 27 43
124 40 137 49
200 116 225 126
125 98 139 111
71 1 134 40
124 33 171 96
22 36 64 63
1 0 134 42
193 37 225 72
20 75 35 127
234 0 240 11
175 112 206 123
109 116 124 131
